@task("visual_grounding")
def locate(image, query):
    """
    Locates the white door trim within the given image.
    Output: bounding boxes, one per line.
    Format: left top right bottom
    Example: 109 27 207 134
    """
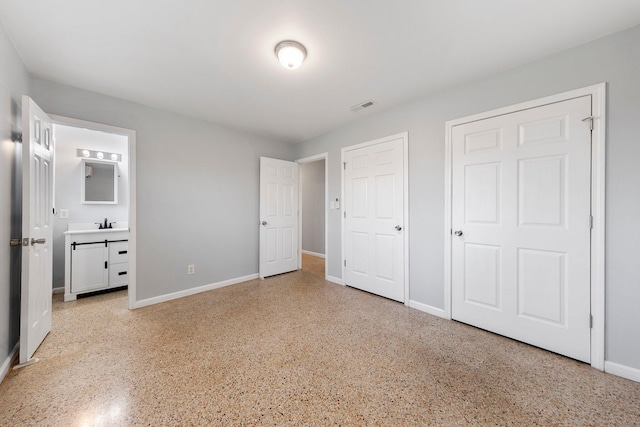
341 132 410 304
49 114 137 311
296 153 328 278
443 83 606 370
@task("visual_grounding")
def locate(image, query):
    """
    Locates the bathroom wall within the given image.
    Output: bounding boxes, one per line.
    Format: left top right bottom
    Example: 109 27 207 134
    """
52 124 129 289
300 160 325 256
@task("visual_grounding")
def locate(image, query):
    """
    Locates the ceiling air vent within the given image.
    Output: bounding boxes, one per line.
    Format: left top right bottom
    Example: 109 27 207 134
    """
349 99 375 112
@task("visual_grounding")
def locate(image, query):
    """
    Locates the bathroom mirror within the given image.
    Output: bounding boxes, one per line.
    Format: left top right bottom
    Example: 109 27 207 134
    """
81 159 118 204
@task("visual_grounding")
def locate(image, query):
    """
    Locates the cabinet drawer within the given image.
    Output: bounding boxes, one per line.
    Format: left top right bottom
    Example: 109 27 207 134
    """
109 263 129 287
109 241 129 264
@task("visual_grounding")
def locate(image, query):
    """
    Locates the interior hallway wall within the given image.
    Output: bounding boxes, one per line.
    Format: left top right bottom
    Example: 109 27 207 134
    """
293 25 640 372
30 77 294 302
0 22 29 372
300 160 325 256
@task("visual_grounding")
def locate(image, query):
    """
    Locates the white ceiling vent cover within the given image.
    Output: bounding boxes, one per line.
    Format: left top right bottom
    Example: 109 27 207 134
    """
349 100 375 112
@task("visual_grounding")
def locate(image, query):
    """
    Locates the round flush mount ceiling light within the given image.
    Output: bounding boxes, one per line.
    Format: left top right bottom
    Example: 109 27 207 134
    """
275 40 307 70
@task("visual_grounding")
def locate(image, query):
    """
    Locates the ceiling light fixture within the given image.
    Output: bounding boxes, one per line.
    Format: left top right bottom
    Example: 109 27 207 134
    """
275 40 307 70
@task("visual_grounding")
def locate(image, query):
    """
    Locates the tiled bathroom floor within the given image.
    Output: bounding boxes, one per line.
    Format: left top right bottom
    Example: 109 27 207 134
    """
1 254 639 426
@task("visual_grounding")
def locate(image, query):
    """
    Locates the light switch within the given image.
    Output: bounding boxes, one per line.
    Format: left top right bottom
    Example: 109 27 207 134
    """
59 209 69 218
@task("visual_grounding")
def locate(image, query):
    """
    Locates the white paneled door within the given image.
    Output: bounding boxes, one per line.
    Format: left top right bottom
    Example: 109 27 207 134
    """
451 96 592 362
20 96 53 364
259 157 299 278
344 134 406 302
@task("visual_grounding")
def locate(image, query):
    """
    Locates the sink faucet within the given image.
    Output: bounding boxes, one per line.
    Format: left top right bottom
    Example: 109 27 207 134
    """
103 218 108 229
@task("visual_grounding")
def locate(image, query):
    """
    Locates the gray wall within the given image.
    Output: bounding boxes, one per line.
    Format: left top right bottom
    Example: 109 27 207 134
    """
0 24 29 369
52 125 129 289
30 77 294 302
300 160 325 255
293 25 640 371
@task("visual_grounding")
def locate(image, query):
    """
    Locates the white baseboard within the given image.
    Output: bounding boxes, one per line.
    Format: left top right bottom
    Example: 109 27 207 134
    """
409 300 448 319
605 361 640 383
133 273 259 309
301 250 325 259
52 287 64 294
325 275 344 286
1 342 19 384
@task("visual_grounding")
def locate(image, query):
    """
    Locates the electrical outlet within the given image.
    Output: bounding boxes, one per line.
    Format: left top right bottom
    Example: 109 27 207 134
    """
59 209 69 218
187 264 195 275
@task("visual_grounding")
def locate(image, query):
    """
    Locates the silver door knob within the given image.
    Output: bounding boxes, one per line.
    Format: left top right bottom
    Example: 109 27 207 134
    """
395 225 402 231
453 230 463 236
31 238 46 245
261 221 267 226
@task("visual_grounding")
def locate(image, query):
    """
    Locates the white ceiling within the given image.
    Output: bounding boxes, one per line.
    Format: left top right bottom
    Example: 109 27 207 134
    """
1 1 639 143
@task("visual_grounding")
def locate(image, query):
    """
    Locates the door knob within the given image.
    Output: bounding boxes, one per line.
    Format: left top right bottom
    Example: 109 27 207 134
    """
261 221 267 226
395 225 402 231
453 230 463 236
31 238 46 245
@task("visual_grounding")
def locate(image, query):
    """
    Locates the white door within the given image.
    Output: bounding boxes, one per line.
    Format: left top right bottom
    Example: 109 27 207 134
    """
344 135 406 302
259 157 299 278
20 96 53 364
451 96 592 362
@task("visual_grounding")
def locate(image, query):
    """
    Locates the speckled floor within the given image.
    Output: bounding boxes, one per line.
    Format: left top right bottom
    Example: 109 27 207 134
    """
1 254 639 426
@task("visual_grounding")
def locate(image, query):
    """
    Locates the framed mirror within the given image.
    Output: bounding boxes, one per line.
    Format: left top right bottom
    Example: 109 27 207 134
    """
81 159 118 204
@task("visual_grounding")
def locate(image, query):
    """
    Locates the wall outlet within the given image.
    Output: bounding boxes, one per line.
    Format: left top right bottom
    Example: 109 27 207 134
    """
187 264 195 275
59 209 69 218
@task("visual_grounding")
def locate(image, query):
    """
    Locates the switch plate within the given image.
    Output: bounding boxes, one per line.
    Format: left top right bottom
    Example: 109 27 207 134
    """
59 209 69 218
187 264 195 275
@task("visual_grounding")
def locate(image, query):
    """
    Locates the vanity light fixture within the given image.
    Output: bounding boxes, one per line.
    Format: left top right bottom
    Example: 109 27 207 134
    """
76 149 122 162
275 40 307 70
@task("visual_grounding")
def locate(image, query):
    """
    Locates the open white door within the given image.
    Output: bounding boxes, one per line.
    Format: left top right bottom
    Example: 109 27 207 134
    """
259 157 299 278
19 96 53 364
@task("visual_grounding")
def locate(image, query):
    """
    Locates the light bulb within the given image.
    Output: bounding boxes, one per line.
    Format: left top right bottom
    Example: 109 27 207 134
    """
96 152 104 159
82 150 90 157
111 153 118 161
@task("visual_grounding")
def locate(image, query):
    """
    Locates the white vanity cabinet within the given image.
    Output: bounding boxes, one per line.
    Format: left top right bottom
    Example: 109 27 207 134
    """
64 228 129 301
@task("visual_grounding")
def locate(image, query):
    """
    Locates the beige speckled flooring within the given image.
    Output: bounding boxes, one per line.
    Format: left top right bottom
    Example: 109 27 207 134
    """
1 254 639 426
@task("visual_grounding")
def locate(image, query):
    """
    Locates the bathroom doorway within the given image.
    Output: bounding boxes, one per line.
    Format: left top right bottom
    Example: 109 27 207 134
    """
297 154 327 280
51 116 136 309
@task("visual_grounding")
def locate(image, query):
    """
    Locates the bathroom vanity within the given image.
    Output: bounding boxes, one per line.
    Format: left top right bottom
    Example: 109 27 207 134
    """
64 224 129 301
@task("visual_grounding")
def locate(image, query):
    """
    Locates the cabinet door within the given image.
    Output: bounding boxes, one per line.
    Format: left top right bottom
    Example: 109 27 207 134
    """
71 243 108 293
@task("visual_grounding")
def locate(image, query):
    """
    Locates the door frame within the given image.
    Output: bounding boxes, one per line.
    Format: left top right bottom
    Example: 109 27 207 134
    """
296 153 328 275
341 132 410 304
50 114 137 311
443 83 606 370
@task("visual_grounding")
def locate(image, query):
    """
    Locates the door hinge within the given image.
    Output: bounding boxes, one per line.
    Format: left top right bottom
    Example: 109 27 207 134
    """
343 162 347 170
105 261 108 269
589 215 594 229
344 260 346 267
343 211 346 219
589 314 593 329
582 116 594 131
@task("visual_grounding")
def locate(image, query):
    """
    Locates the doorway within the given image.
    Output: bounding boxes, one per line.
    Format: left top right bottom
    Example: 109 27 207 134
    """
297 153 328 279
50 115 137 310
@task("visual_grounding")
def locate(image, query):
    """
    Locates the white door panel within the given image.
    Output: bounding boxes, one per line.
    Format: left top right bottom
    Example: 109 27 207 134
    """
259 157 298 278
344 136 406 302
20 96 53 364
451 96 592 362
